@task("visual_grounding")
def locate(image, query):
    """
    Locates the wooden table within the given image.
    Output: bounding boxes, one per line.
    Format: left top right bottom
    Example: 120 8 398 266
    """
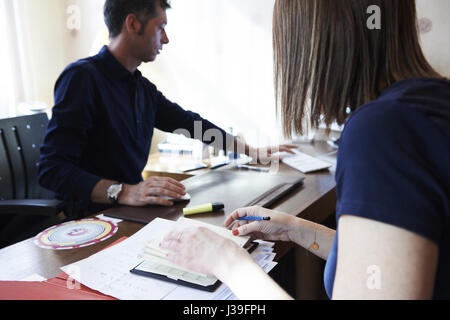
0 141 337 299
142 152 215 181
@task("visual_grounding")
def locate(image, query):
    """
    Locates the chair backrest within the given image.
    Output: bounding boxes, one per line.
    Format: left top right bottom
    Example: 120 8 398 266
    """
0 113 54 200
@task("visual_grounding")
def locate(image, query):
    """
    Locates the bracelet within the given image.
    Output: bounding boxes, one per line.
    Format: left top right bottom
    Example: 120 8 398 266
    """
310 227 319 251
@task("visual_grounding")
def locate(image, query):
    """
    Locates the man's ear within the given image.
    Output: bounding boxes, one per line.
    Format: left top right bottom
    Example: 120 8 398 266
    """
124 14 142 35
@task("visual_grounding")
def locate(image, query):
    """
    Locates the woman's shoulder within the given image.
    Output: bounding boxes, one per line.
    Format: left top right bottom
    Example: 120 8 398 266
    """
335 80 449 248
343 78 450 145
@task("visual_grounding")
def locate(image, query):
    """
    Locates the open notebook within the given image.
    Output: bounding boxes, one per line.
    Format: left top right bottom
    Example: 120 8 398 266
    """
130 217 252 292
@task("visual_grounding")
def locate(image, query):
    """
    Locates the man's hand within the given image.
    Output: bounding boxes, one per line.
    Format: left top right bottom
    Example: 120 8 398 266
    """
248 144 298 163
118 176 186 207
232 138 298 163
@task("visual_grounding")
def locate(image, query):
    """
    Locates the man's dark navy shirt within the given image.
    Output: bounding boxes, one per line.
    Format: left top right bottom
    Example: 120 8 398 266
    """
324 78 450 299
39 46 230 210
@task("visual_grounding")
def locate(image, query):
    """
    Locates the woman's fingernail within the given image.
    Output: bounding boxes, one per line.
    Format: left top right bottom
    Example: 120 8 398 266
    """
232 229 239 236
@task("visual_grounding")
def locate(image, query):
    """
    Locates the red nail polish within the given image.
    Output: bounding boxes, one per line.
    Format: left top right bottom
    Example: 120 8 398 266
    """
232 229 239 236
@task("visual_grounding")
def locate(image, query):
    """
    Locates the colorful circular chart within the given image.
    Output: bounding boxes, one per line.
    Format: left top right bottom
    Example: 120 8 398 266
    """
34 218 118 250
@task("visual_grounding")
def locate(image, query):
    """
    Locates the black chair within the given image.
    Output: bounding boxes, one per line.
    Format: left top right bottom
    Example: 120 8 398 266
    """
0 113 64 248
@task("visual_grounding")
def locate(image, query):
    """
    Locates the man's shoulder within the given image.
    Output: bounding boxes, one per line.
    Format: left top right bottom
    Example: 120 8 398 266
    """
62 57 97 77
138 73 157 89
55 57 99 89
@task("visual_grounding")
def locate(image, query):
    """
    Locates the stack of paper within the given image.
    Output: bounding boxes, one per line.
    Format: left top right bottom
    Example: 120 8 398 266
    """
60 217 277 300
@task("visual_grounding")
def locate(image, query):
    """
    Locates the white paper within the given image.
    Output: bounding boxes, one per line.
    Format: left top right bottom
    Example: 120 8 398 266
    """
96 214 123 224
163 242 278 300
160 193 191 202
0 238 43 281
279 150 332 173
61 218 179 300
61 218 277 300
20 273 47 282
135 217 250 286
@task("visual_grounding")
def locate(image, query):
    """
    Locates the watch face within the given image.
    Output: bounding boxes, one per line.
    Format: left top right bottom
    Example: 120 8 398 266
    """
108 184 122 198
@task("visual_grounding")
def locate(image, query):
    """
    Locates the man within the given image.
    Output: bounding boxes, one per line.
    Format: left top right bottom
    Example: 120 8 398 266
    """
38 0 295 217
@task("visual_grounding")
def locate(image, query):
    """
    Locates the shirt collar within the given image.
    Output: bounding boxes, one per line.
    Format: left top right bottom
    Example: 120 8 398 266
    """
93 45 142 81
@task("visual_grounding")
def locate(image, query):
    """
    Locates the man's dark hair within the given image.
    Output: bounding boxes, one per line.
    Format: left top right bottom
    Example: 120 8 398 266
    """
104 0 171 38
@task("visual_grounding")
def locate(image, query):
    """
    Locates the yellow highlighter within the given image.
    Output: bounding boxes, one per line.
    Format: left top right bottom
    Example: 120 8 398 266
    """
183 202 225 216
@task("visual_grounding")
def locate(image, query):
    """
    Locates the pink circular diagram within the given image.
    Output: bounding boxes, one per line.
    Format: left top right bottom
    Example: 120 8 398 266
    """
34 218 118 250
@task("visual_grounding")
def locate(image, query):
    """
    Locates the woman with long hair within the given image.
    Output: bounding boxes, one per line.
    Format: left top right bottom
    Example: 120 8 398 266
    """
160 0 450 299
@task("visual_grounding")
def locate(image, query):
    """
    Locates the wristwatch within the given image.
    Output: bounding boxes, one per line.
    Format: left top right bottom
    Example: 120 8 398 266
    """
107 183 123 205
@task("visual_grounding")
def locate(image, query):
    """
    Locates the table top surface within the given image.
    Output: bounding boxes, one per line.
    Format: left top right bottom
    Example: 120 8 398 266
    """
0 141 338 281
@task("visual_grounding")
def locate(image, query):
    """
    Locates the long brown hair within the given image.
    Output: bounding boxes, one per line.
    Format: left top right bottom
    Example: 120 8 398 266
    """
273 0 443 137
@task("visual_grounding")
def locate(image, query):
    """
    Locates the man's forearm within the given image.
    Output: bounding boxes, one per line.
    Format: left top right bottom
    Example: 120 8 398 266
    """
229 137 255 157
91 179 117 204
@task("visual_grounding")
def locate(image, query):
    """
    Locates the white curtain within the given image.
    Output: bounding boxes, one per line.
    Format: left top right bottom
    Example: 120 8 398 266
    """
0 0 105 120
0 0 65 119
0 0 19 119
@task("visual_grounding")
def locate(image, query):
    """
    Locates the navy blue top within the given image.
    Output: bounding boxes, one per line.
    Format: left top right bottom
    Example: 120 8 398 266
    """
324 78 450 299
39 46 231 209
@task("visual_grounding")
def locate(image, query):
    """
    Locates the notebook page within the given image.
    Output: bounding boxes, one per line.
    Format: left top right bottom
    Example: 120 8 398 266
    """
137 217 250 285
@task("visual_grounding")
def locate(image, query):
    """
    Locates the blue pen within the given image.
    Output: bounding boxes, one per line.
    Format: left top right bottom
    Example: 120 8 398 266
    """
237 216 271 221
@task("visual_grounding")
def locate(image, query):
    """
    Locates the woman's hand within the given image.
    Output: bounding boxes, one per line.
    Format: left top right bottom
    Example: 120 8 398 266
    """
159 226 253 279
160 225 293 300
224 206 298 242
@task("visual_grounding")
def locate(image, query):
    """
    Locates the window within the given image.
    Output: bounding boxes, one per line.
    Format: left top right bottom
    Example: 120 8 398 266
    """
0 0 13 119
140 0 284 147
